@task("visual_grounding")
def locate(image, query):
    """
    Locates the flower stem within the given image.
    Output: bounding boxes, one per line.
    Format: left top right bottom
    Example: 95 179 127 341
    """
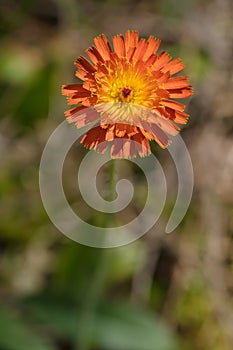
75 159 117 350
107 159 116 202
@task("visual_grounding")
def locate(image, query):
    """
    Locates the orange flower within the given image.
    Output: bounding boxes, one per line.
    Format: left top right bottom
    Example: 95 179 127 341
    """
62 30 192 158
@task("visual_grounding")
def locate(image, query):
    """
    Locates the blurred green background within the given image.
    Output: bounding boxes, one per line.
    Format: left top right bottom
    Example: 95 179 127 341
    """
0 0 233 349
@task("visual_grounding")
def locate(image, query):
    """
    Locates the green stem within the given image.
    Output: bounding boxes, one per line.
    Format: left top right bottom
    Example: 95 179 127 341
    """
107 159 117 202
75 160 117 350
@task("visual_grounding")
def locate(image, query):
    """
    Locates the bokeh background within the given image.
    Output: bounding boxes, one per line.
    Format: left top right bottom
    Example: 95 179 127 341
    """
0 0 233 349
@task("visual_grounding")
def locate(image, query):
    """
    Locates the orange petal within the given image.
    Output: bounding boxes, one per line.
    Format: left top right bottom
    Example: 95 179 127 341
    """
165 108 189 124
74 96 97 107
83 78 97 91
62 84 87 94
122 139 136 158
133 59 148 76
112 35 126 58
152 88 169 99
81 126 106 150
161 58 185 75
145 55 157 67
124 124 138 137
111 138 143 159
64 105 86 118
75 56 95 73
139 127 154 140
62 85 92 105
157 71 170 84
125 30 139 53
133 39 148 61
66 107 100 127
95 141 108 154
164 76 190 89
143 36 161 61
133 132 151 157
86 46 105 64
105 124 115 141
126 47 136 61
147 123 171 149
94 34 111 61
136 108 178 136
160 99 185 111
153 51 171 70
111 139 124 159
150 70 163 80
168 87 193 98
115 123 127 137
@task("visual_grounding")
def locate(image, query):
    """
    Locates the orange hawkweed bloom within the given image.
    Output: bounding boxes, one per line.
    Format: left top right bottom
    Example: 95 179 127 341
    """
62 30 192 158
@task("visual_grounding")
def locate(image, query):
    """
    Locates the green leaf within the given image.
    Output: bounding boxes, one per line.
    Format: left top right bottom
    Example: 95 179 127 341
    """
0 307 55 350
94 301 177 350
25 295 177 350
14 64 54 128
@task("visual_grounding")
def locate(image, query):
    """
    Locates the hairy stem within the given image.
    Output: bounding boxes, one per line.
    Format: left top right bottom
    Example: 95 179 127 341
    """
76 159 117 350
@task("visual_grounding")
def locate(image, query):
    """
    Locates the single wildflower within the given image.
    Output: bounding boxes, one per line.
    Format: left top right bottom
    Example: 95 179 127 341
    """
62 30 192 158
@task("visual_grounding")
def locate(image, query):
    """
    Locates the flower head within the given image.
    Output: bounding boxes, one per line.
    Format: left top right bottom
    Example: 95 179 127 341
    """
62 30 192 158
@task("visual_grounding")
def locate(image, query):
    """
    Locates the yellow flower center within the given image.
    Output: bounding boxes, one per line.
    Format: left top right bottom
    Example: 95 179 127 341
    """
95 60 154 108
